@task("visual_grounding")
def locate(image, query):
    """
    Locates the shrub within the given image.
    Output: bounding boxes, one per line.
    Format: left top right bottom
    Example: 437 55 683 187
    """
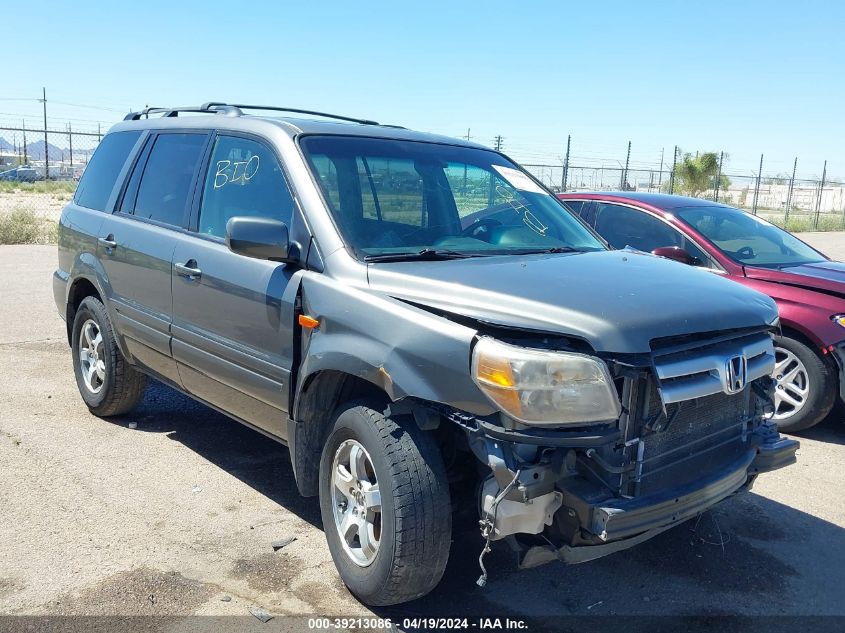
0 209 58 244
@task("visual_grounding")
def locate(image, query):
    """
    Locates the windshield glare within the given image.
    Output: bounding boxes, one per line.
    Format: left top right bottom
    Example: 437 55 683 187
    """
300 136 605 259
676 205 826 267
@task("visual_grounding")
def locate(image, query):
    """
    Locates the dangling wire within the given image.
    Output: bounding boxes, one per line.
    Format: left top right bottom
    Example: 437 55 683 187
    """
477 469 521 587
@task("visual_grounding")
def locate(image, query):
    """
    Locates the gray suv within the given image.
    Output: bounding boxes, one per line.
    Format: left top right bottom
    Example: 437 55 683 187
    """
54 103 798 606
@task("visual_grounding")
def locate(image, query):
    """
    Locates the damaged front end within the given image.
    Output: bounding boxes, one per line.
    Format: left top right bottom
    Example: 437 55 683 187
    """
437 326 799 582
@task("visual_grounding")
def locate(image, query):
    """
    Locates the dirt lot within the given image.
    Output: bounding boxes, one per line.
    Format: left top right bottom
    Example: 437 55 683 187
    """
1 235 844 629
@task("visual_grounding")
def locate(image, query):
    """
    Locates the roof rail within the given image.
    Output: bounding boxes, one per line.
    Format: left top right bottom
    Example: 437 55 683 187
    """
204 103 379 125
123 104 242 121
124 102 379 125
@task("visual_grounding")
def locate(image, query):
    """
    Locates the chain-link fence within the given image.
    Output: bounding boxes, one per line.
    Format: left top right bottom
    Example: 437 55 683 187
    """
1 122 843 237
523 163 845 232
0 126 102 233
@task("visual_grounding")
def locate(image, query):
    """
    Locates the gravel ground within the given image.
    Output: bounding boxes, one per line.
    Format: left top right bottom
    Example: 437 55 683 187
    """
0 191 72 220
1 235 844 628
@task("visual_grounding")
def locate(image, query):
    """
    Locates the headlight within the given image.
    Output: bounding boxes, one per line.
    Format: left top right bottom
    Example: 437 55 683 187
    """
832 314 845 328
471 337 621 426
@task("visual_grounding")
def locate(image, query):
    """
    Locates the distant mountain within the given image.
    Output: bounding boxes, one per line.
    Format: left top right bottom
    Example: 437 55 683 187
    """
23 139 66 161
0 136 96 161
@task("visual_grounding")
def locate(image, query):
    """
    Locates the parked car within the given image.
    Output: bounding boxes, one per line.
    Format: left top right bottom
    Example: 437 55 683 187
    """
0 165 39 182
558 191 844 432
54 104 797 606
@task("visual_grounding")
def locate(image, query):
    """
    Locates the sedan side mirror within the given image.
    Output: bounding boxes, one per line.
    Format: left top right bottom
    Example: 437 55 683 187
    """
226 216 290 262
651 245 696 265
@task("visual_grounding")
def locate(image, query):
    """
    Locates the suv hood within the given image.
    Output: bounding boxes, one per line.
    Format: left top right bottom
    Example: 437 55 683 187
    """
367 250 778 354
745 260 845 297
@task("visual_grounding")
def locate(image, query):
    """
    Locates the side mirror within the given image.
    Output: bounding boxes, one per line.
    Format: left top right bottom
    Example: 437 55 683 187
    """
225 216 290 261
651 245 695 265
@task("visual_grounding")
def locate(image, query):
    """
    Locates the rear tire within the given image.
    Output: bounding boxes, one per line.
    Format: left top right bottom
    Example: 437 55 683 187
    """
771 335 834 433
71 296 146 416
318 400 451 606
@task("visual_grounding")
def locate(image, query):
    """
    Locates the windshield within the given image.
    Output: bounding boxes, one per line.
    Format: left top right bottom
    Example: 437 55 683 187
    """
675 205 826 268
300 136 605 259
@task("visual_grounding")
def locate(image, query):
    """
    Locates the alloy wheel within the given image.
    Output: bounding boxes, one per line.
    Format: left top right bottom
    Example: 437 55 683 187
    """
772 346 809 421
330 439 382 567
78 319 106 394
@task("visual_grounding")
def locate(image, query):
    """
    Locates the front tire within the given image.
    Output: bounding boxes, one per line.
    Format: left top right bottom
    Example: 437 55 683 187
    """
319 400 451 606
71 296 146 416
771 335 835 433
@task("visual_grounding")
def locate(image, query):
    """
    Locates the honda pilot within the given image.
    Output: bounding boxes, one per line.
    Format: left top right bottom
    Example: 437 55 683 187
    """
53 103 798 606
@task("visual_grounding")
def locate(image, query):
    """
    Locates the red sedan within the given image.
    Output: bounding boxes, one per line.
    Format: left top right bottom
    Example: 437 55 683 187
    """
559 191 844 433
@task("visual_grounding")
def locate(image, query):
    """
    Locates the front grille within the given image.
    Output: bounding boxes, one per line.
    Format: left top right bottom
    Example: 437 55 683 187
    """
652 331 774 404
634 378 753 496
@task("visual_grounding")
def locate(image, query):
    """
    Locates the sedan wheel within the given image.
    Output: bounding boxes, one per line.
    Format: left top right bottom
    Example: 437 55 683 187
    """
772 346 809 421
768 335 835 433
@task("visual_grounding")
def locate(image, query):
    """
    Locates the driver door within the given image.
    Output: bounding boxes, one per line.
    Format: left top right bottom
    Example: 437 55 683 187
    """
170 133 298 438
592 202 716 268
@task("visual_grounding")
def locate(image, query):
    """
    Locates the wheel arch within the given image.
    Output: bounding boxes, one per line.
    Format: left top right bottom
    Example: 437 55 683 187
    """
65 276 104 345
778 323 837 373
289 369 391 497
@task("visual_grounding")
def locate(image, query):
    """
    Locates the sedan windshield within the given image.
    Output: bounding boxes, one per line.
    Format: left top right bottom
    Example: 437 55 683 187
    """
676 205 826 268
300 136 605 260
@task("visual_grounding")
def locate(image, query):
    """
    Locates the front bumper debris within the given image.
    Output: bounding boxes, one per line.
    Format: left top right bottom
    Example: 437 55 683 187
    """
518 422 798 569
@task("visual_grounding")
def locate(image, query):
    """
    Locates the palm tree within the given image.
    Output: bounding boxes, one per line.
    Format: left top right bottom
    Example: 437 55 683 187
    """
668 151 730 197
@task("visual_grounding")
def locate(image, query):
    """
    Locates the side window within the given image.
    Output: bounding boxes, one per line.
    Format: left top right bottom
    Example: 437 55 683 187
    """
198 136 294 238
563 200 585 215
444 163 508 219
74 131 142 211
133 133 207 227
594 203 712 267
357 157 426 227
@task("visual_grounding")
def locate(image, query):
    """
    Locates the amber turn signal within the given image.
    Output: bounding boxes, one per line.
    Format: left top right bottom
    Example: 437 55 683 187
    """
298 315 320 329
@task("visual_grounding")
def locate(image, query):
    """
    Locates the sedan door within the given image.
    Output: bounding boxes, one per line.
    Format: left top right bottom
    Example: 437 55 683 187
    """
170 133 298 438
591 201 717 268
98 131 210 384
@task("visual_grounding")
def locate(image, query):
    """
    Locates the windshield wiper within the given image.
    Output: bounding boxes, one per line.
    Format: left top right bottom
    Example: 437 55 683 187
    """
509 246 584 255
363 248 481 263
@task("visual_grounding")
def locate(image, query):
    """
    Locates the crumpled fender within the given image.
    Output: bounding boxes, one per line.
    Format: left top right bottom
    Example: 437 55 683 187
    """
294 273 495 417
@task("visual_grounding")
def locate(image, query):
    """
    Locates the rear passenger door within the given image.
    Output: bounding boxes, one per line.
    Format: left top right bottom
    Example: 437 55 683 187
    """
170 133 298 438
99 131 210 384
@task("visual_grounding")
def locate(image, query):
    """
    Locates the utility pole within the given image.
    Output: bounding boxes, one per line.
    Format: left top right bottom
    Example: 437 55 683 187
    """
621 140 631 190
669 145 678 194
462 128 471 194
658 147 664 190
492 135 504 151
41 87 49 179
68 123 74 169
562 134 571 192
814 160 827 229
751 153 764 215
785 157 797 223
22 121 28 165
714 151 724 202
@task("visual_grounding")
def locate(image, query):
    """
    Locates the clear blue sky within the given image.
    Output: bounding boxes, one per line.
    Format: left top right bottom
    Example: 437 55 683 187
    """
3 0 843 178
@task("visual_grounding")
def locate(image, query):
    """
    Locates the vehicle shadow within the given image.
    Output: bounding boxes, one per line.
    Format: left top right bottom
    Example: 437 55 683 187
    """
107 380 845 624
110 380 322 529
797 407 845 445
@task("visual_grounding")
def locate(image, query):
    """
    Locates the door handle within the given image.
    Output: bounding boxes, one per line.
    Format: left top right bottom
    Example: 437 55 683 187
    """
175 260 202 280
98 235 117 250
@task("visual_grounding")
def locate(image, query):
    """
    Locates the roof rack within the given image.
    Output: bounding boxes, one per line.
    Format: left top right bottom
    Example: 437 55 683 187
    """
124 102 379 126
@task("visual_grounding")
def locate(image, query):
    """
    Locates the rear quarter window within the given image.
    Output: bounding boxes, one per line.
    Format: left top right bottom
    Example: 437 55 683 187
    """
73 131 142 211
132 133 208 227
